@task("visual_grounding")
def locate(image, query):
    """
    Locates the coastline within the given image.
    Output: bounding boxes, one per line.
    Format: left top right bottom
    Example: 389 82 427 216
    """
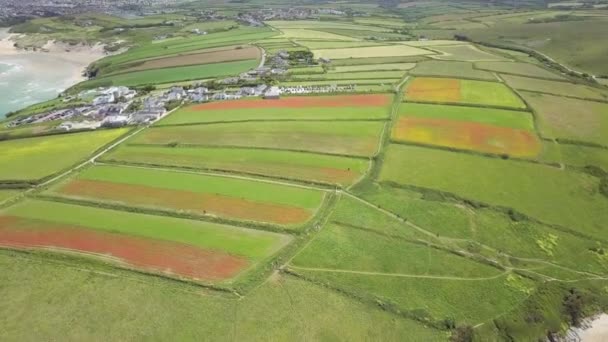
0 28 106 117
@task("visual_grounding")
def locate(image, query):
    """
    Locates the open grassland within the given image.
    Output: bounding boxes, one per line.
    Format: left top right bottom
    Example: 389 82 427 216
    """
0 251 444 341
82 59 258 88
398 103 535 130
0 129 128 182
292 223 501 277
296 270 533 326
502 75 608 100
404 77 526 109
330 63 416 73
0 190 20 203
189 94 392 109
331 56 428 66
430 44 507 61
401 40 468 47
287 66 325 75
357 183 608 276
408 60 496 80
521 92 608 146
48 165 325 227
109 46 261 75
278 29 358 41
313 45 434 59
0 200 291 282
542 143 608 172
267 20 391 32
379 144 608 241
278 80 399 88
92 27 276 69
293 40 385 50
132 121 384 157
462 15 608 75
290 71 406 81
475 61 566 80
102 145 369 186
159 95 392 126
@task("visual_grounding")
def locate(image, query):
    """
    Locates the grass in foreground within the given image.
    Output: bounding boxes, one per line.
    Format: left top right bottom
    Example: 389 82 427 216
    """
0 250 445 341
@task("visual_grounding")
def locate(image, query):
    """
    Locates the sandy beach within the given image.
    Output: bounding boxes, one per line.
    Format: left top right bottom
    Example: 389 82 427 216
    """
0 28 106 117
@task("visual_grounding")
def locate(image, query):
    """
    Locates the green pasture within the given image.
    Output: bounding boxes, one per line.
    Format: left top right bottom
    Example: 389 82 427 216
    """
328 195 427 241
294 40 385 50
315 28 412 40
0 190 20 203
278 79 399 87
3 200 290 260
313 45 433 59
542 143 608 172
287 66 325 75
402 40 468 47
330 63 416 73
292 223 501 277
80 59 258 88
0 129 128 181
159 104 391 126
330 56 428 66
460 79 526 108
357 183 608 276
0 251 443 341
398 103 535 131
92 27 275 68
131 121 385 157
278 29 358 41
521 92 608 146
267 20 390 32
291 71 406 81
101 145 369 186
431 44 507 61
58 164 325 210
408 60 496 80
502 75 608 100
297 270 533 325
379 144 608 241
475 61 566 80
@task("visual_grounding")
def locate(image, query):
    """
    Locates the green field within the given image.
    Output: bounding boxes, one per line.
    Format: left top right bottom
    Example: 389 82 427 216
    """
290 71 406 81
356 183 608 276
0 251 444 341
267 20 391 32
330 56 428 66
81 59 258 88
0 129 129 182
292 223 501 277
130 121 385 157
47 165 325 227
405 77 527 109
475 61 566 80
542 143 608 171
330 63 416 73
3 199 291 262
278 79 399 87
296 269 533 325
294 40 385 50
313 45 434 59
379 144 608 241
102 145 370 186
408 60 496 80
397 103 535 131
159 104 391 126
431 44 507 61
521 92 608 146
502 74 608 100
0 190 20 203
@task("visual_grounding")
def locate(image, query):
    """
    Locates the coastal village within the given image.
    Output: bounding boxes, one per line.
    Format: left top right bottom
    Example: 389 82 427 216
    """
3 49 364 134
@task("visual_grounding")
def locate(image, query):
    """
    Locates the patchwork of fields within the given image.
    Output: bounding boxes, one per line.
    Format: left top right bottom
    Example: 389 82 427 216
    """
404 77 526 109
3 11 608 341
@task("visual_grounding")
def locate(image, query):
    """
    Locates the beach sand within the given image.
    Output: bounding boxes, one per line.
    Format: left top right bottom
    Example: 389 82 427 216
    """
0 28 106 117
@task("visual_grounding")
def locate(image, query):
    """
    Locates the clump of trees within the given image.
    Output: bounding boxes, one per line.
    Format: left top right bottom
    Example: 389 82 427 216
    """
450 325 474 342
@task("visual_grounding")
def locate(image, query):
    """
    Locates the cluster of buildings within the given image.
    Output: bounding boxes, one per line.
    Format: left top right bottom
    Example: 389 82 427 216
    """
279 84 356 95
